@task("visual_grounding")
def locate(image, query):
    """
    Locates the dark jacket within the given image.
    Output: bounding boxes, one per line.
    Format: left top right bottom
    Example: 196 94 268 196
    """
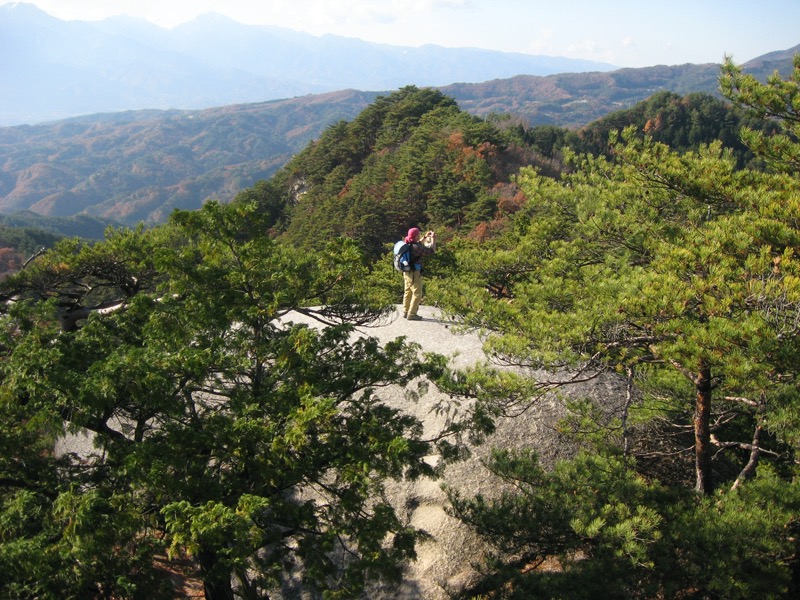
409 241 434 270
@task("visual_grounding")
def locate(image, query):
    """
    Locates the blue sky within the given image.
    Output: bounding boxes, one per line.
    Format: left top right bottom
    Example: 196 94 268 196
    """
11 0 800 68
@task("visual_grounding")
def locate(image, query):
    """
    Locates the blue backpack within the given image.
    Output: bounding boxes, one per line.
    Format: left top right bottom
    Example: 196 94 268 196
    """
393 240 413 272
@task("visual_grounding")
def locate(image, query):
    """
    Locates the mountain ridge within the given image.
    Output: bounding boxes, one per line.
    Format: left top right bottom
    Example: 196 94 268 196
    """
1 45 797 226
0 2 616 126
1 1 797 226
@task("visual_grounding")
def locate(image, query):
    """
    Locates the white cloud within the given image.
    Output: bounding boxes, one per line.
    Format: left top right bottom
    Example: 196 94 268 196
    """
527 38 553 55
566 39 599 56
396 0 473 10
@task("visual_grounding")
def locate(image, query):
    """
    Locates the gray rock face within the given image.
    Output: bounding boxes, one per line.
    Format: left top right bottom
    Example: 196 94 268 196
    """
284 306 626 599
55 304 625 598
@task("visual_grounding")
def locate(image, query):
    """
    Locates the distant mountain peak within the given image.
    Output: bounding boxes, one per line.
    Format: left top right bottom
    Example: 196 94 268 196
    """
0 6 623 126
1 1 53 20
186 11 243 24
172 11 249 31
2 3 795 127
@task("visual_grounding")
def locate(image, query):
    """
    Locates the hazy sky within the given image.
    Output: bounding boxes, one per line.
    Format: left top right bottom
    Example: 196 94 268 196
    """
11 0 800 68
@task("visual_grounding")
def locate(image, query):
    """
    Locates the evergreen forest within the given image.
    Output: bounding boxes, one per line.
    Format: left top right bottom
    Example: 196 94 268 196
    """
1 56 800 599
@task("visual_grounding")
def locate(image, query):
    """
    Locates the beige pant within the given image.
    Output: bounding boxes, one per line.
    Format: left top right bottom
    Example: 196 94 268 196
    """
403 269 423 316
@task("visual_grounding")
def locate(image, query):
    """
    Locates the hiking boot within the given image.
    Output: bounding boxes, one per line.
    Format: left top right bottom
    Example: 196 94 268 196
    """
406 314 422 321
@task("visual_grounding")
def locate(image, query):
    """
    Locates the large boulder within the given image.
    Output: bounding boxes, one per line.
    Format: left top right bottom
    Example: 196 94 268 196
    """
283 305 627 599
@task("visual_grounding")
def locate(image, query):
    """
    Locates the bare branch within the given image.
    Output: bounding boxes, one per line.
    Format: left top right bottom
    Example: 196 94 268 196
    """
668 358 697 383
60 299 128 332
710 434 779 457
21 246 46 269
721 395 759 407
622 366 634 456
731 423 764 491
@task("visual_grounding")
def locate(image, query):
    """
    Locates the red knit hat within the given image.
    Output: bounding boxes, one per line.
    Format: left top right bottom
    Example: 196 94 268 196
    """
404 227 421 243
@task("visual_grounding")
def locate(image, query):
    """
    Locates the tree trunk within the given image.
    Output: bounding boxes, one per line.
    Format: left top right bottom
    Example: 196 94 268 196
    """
693 364 713 495
732 402 766 491
198 548 235 600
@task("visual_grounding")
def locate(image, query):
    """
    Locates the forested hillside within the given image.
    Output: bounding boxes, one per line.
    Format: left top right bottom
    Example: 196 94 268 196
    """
0 45 795 226
0 90 381 224
250 86 775 263
0 222 61 278
259 86 527 259
442 44 799 126
515 90 777 170
0 212 118 279
1 56 800 599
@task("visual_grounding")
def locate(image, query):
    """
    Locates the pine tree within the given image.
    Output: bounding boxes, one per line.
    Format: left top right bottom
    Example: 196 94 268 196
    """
432 57 800 597
0 202 441 599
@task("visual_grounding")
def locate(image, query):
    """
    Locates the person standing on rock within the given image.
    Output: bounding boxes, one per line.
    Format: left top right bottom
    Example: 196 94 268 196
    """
402 227 436 320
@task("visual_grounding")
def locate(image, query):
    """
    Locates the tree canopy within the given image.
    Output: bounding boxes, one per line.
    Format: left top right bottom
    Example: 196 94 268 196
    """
260 86 519 260
0 201 469 599
430 55 800 598
3 57 800 599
